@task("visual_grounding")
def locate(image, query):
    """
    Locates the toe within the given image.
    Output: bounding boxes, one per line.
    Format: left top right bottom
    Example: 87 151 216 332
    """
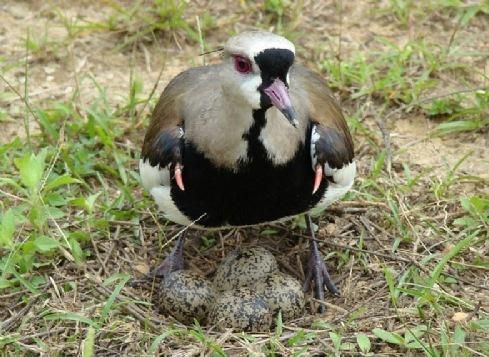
321 264 340 296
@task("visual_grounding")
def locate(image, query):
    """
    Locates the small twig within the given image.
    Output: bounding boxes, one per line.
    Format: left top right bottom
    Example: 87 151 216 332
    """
199 47 224 56
0 291 43 332
310 298 348 313
92 237 108 276
359 215 395 238
446 10 463 55
465 300 483 322
102 225 120 268
195 16 205 66
107 220 140 226
357 216 391 247
0 188 29 203
0 277 72 301
277 258 302 281
338 200 390 209
172 32 182 51
375 115 392 176
214 328 233 348
90 281 163 333
134 64 165 129
24 31 32 149
322 200 390 215
16 327 67 343
139 42 152 73
0 72 40 126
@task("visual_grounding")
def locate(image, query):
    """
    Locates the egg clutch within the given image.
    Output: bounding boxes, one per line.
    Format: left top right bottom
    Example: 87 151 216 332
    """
158 247 305 332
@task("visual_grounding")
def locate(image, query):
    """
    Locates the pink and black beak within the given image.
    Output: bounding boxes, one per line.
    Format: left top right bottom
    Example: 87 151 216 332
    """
263 78 298 127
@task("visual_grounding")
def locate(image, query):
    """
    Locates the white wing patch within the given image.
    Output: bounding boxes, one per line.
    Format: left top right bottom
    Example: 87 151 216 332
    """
149 186 192 226
311 161 356 214
310 125 321 169
139 159 192 226
139 159 170 190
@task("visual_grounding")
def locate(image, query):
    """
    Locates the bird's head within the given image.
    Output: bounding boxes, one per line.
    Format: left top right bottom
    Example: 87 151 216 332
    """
221 31 297 127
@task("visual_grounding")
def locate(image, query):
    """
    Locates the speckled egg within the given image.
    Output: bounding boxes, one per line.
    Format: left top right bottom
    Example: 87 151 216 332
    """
208 287 273 332
255 272 305 320
213 247 279 291
159 270 214 324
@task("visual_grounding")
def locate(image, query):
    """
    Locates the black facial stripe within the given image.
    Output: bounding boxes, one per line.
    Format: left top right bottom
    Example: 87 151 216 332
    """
254 48 294 86
259 91 272 109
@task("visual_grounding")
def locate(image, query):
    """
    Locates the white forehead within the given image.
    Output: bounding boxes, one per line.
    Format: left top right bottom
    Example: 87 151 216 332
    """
224 31 295 60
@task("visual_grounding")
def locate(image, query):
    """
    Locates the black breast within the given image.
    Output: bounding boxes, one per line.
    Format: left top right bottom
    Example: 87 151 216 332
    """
171 110 327 227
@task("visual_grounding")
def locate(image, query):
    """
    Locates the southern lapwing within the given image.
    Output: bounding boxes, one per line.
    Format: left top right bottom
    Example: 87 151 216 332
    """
140 31 356 312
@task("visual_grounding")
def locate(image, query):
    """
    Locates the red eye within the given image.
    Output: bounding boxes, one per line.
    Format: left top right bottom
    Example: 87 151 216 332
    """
234 55 252 74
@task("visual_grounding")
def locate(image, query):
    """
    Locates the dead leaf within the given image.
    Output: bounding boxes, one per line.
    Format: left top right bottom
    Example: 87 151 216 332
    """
325 223 336 235
452 312 469 322
134 263 150 275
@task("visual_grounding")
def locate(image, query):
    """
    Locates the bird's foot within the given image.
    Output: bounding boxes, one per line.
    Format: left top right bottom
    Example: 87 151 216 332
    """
149 249 185 279
303 214 339 313
129 233 186 287
303 248 340 313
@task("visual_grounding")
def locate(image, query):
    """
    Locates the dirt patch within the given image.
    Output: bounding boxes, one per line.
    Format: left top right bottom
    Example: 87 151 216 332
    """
393 116 489 180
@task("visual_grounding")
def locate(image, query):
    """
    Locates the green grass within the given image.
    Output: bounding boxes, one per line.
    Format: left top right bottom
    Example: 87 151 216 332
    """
1 0 488 355
99 0 217 50
0 92 139 285
321 37 489 137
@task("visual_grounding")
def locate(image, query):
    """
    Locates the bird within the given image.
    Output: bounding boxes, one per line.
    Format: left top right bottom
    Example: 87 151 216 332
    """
139 31 356 312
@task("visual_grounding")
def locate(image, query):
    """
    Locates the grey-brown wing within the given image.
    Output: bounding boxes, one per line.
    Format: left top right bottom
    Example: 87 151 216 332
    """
141 65 219 168
290 65 354 170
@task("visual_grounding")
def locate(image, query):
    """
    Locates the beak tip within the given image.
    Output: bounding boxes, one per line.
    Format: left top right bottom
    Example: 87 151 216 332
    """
282 106 298 127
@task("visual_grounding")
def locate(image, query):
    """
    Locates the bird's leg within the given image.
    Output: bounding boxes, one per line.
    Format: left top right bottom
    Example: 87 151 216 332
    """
130 231 187 287
150 231 187 278
303 214 340 313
